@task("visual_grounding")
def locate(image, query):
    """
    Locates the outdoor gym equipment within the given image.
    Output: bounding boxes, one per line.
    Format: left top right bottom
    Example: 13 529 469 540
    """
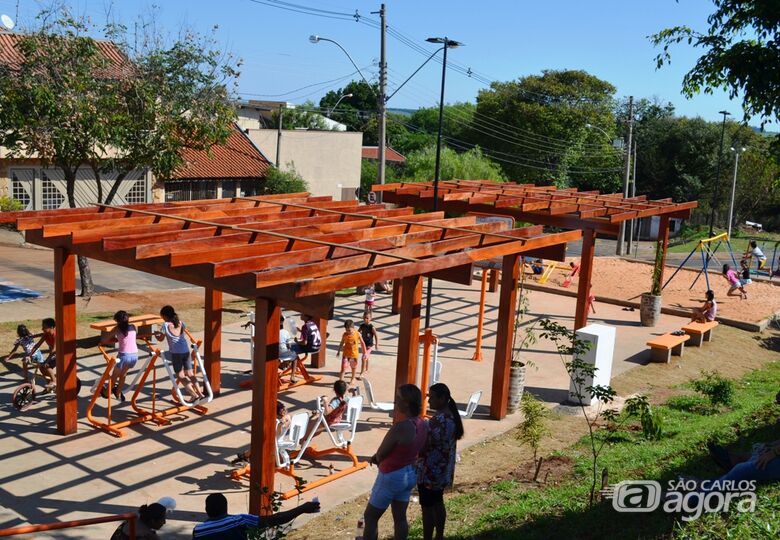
8 355 81 412
160 328 214 406
86 329 208 438
232 396 368 500
662 232 739 291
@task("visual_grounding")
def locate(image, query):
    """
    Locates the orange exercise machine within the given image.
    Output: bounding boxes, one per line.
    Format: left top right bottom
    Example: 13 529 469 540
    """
232 396 367 500
86 317 209 438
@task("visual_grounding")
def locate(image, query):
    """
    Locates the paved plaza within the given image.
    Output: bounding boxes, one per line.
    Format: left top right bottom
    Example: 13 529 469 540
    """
0 253 695 538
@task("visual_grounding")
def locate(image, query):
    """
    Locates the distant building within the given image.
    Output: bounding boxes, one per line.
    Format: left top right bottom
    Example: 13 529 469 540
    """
361 146 406 164
236 100 347 131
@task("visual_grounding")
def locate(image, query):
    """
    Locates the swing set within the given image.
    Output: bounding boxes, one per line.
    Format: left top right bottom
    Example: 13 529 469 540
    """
86 319 213 438
662 232 740 291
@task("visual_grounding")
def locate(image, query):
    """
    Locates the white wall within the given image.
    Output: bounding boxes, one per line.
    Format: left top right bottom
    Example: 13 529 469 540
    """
246 129 362 201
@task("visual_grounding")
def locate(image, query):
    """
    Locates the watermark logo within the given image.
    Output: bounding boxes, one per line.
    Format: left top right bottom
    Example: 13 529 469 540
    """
603 480 757 521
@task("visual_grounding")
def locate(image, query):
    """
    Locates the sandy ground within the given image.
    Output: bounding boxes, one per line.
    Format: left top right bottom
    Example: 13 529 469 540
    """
539 258 780 324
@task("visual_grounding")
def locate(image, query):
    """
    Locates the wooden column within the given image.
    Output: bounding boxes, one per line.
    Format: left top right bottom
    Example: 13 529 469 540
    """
657 215 671 287
471 270 488 362
490 254 519 420
394 275 422 421
391 278 402 314
310 317 328 368
204 288 222 395
248 298 280 516
574 228 597 330
55 247 78 435
488 268 499 293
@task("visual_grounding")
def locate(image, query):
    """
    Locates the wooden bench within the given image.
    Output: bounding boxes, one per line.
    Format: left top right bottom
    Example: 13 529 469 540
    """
681 321 719 346
646 333 690 363
90 313 164 343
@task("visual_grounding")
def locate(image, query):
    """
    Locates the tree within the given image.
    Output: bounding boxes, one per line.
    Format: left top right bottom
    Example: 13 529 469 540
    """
473 70 623 188
401 145 506 183
274 100 331 131
319 80 379 140
652 0 780 124
0 11 239 296
262 165 309 195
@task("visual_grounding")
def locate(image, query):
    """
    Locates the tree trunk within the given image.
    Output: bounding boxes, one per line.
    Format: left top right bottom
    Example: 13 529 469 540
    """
63 166 95 298
90 163 103 204
104 170 129 205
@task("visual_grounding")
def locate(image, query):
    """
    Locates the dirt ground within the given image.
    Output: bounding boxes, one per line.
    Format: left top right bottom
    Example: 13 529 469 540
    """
538 258 780 324
286 324 780 539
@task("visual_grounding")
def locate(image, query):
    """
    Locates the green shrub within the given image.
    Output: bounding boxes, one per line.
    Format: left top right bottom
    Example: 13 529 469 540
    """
517 393 550 461
261 164 308 195
0 196 24 212
691 370 735 407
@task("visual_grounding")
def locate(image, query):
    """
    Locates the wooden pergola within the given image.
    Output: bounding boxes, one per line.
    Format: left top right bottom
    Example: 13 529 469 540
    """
375 179 697 329
0 192 581 513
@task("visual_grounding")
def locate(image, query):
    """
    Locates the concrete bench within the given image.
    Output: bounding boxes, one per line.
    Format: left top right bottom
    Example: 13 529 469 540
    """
646 333 690 363
681 321 719 346
90 313 164 343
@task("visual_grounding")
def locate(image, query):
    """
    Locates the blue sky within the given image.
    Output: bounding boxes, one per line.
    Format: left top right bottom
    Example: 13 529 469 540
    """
2 0 769 126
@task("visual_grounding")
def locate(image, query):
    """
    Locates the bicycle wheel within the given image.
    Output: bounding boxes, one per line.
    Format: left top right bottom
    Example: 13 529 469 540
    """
12 383 36 411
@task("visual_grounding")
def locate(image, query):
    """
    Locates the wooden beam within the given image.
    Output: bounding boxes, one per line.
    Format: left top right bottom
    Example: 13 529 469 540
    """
311 317 328 368
574 229 597 330
249 298 280 516
204 288 223 395
490 254 519 420
394 275 422 422
488 268 499 293
425 263 473 286
391 279 402 314
657 215 671 288
54 247 78 435
521 243 568 262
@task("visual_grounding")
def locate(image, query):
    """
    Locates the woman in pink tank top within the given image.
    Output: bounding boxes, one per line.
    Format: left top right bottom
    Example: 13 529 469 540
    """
363 384 428 540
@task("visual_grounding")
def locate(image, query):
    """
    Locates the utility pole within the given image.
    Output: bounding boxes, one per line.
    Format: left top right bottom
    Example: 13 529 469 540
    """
709 110 731 237
628 139 637 254
616 96 634 256
376 4 387 189
275 104 284 167
727 147 745 239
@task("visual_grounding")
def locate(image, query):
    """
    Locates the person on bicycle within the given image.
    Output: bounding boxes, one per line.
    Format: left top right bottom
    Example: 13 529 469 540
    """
5 324 56 392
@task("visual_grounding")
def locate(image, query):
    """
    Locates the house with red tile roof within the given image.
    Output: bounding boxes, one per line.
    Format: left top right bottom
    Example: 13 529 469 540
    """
361 146 406 164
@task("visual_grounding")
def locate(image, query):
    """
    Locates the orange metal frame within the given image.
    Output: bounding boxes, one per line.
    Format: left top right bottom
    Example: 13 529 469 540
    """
86 338 207 438
238 355 321 392
0 512 136 538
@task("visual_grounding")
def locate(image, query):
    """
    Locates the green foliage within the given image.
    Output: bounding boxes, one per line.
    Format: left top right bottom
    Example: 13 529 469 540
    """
262 165 308 195
401 145 506 183
274 100 332 131
359 159 398 201
473 69 622 187
691 370 735 407
517 393 550 460
319 80 378 138
623 394 663 440
0 197 24 212
651 0 780 123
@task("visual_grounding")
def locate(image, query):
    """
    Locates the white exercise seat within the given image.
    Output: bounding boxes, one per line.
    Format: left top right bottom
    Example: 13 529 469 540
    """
362 378 394 412
276 412 309 468
326 395 363 447
459 390 482 419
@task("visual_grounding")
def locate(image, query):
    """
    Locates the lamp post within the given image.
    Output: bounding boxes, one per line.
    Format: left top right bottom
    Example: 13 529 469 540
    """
727 146 746 239
709 110 731 237
423 36 462 329
327 93 353 118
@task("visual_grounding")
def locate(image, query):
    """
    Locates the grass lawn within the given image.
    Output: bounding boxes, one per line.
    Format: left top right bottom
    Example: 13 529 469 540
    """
408 361 780 540
668 230 780 257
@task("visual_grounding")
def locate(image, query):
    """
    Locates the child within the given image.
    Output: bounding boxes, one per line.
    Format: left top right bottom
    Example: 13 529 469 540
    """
364 285 376 317
155 305 204 403
722 264 747 300
232 401 290 464
5 324 56 392
745 240 767 270
530 259 544 275
278 317 300 383
691 290 717 322
292 315 322 358
303 380 349 443
357 313 379 379
740 259 753 287
101 310 138 401
337 320 365 384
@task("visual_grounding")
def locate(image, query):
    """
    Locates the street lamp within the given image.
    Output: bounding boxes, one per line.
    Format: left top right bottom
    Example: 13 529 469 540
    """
726 146 747 239
423 36 462 329
709 110 731 237
309 35 374 89
327 93 353 117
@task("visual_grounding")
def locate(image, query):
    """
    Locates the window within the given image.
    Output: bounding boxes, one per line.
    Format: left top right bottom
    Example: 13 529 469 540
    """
41 173 65 210
11 172 31 209
125 179 147 204
164 180 218 202
221 180 236 199
240 180 258 197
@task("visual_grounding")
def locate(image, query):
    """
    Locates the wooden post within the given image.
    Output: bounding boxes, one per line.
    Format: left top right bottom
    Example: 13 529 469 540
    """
419 328 436 417
394 275 422 422
310 317 328 368
204 288 222 395
55 247 77 435
488 268 499 293
657 215 671 287
472 270 488 362
391 278 402 314
248 298 280 516
490 254 519 420
574 228 597 330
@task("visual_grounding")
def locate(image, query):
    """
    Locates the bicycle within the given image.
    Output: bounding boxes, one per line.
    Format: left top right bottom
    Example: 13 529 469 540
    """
8 355 81 411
